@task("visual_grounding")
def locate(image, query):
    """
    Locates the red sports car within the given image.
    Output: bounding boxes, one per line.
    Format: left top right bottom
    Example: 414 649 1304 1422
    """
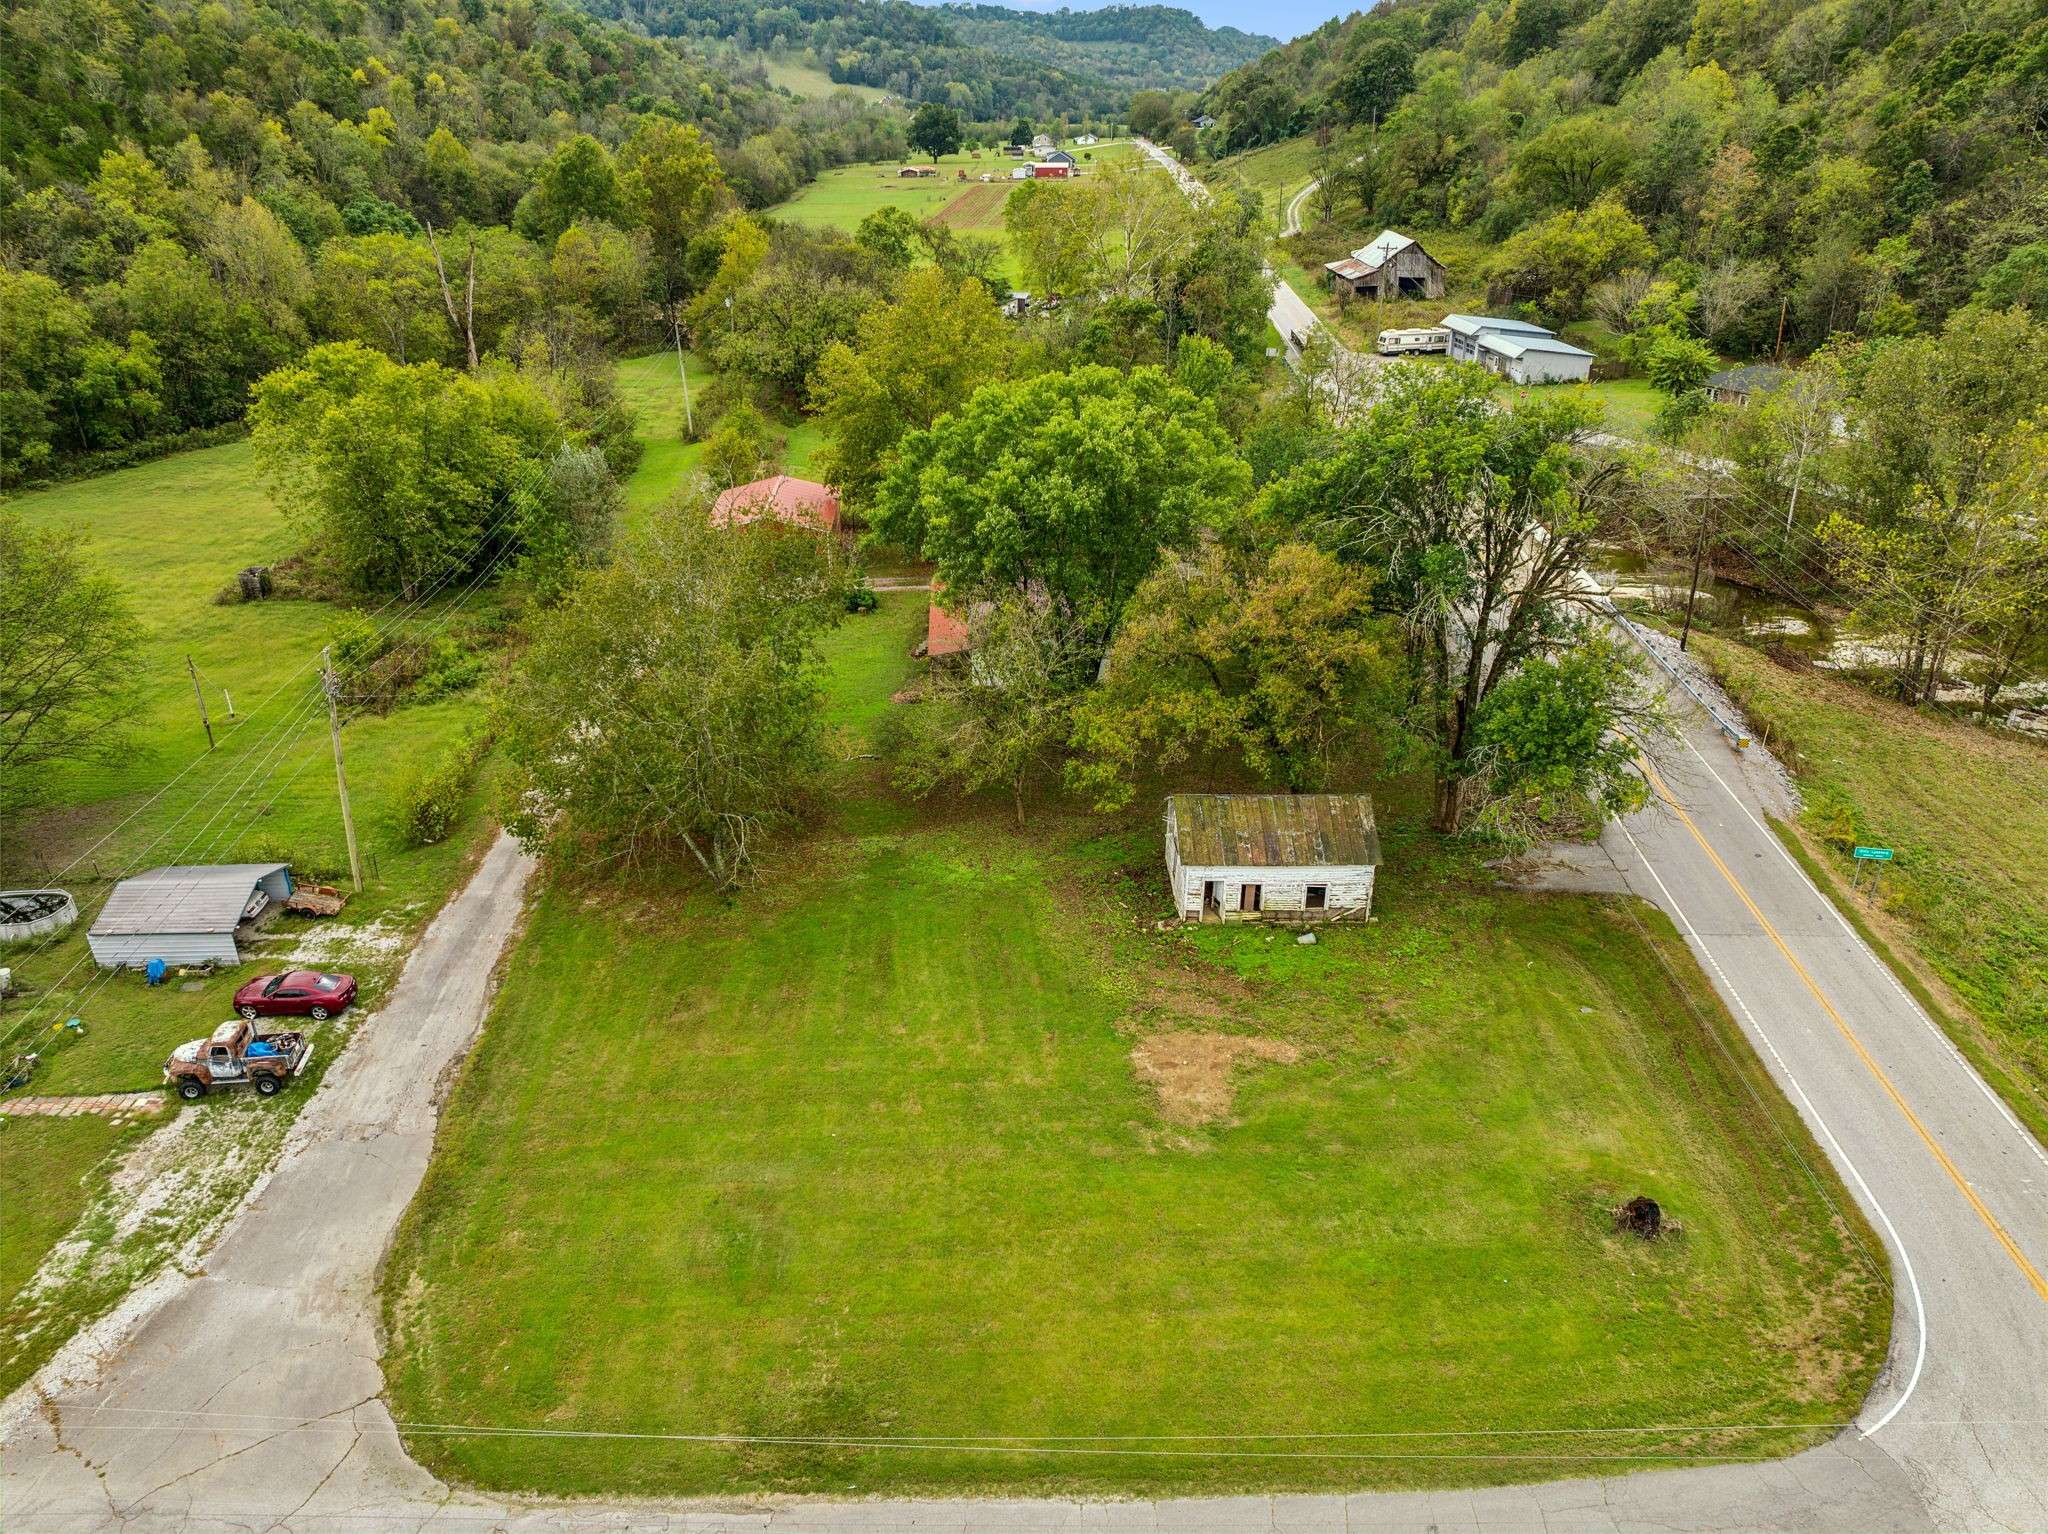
233 970 357 1021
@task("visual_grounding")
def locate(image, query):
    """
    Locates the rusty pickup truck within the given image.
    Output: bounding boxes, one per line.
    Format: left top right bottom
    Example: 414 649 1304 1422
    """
164 1018 313 1100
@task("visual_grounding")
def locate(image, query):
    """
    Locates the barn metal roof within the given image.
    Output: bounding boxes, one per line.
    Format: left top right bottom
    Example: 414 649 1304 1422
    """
1168 795 1380 869
1482 333 1595 360
1442 313 1555 339
89 864 288 937
1707 364 1792 396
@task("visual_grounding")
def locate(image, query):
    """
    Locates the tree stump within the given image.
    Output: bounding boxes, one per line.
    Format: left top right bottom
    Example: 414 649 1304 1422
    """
1615 1195 1663 1239
236 566 273 601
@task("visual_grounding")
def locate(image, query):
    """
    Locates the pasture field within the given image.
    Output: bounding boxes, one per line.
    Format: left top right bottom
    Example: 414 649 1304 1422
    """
1209 134 1322 224
753 54 889 102
0 347 840 1398
770 142 1137 289
1695 635 2048 1139
383 587 1887 1500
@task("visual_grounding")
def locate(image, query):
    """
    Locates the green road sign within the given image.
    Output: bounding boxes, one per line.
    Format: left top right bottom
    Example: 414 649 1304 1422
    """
1853 846 1894 861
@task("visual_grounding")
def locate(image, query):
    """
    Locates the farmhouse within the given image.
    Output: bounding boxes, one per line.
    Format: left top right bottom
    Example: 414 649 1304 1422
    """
1163 794 1379 923
1075 132 1099 146
87 863 294 969
1324 230 1447 301
1039 148 1077 167
1707 364 1792 406
1031 133 1054 151
709 475 841 533
897 165 938 178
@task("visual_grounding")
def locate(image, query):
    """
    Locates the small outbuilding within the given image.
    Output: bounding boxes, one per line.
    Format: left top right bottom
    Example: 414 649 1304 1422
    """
710 475 841 533
1475 330 1595 385
1164 794 1379 924
1075 132 1099 146
87 863 294 969
1031 162 1072 178
1324 230 1447 301
1706 364 1792 406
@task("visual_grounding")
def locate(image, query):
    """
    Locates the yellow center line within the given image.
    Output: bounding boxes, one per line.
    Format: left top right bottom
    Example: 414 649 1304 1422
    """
1642 758 2048 1305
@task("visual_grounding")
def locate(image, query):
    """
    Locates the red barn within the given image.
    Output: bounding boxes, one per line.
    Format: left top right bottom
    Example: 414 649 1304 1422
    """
709 475 841 533
1030 162 1071 178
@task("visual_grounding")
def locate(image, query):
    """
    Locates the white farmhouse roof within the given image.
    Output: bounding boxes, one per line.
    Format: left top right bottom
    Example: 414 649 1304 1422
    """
1482 333 1595 360
1350 229 1416 267
1442 313 1556 340
90 863 289 937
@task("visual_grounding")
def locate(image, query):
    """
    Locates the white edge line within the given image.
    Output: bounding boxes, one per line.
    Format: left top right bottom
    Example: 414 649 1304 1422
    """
1615 815 1927 1437
1679 732 2048 1176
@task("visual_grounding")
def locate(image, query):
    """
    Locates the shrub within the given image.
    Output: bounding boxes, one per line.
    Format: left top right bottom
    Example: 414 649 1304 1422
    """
392 725 493 849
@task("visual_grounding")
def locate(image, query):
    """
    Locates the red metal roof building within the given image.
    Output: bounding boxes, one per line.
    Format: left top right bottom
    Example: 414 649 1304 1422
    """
927 597 971 658
709 475 841 533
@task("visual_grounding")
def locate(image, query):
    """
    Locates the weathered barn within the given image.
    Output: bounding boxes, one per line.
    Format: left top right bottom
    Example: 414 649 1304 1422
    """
87 863 293 969
1707 364 1792 406
709 475 841 533
1324 230 1447 301
1163 795 1379 923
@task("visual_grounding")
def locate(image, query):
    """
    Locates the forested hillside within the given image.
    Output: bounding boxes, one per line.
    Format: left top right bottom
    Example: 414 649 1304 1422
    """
1197 0 2047 351
0 0 907 482
941 6 1276 94
580 0 1150 120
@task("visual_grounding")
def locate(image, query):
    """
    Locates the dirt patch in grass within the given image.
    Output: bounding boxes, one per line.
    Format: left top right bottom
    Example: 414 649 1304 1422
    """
934 182 1008 230
1131 1029 1301 1125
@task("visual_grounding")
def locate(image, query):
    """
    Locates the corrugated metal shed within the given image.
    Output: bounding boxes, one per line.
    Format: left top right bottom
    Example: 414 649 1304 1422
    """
88 864 292 969
1166 795 1379 869
91 864 291 936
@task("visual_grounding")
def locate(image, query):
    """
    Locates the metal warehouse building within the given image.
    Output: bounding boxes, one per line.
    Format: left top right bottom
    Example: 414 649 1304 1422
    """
87 863 294 969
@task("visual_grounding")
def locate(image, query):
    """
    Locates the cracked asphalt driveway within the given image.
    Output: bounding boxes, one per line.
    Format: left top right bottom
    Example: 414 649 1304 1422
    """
2 830 537 1532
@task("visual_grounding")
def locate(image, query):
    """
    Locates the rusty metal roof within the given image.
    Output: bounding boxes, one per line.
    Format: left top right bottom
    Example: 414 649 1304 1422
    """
1167 795 1379 869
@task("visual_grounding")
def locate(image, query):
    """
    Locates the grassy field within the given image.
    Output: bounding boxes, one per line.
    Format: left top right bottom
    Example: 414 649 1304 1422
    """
1695 636 2048 1134
1208 135 1322 225
0 1115 151 1310
753 54 888 102
384 598 1888 1500
613 351 822 522
770 143 1136 291
0 435 512 1101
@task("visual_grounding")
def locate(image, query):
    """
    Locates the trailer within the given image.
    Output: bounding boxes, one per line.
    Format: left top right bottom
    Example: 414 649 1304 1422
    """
1375 326 1451 356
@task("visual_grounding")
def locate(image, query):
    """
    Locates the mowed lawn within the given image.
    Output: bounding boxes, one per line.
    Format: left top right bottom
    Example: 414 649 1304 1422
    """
1696 636 2048 1131
384 610 1888 1499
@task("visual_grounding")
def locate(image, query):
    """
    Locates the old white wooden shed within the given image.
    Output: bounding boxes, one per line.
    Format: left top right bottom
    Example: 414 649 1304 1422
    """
87 863 293 969
1164 794 1379 923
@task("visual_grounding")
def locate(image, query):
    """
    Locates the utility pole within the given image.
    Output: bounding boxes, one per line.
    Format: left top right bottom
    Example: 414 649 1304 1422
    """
671 312 694 437
187 657 214 750
321 648 364 894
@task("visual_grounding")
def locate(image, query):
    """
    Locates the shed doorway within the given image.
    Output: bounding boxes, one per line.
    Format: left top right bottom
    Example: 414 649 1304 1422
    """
1239 884 1262 914
1201 881 1221 922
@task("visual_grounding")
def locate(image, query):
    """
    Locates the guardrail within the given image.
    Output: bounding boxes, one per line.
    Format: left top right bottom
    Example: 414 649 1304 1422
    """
1595 595 1751 750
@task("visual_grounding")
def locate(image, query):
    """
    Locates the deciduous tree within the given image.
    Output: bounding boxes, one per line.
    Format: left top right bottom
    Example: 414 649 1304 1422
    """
0 513 140 803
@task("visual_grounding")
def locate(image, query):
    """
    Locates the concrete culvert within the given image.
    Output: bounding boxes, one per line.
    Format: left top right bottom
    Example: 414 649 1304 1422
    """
1615 1195 1663 1239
